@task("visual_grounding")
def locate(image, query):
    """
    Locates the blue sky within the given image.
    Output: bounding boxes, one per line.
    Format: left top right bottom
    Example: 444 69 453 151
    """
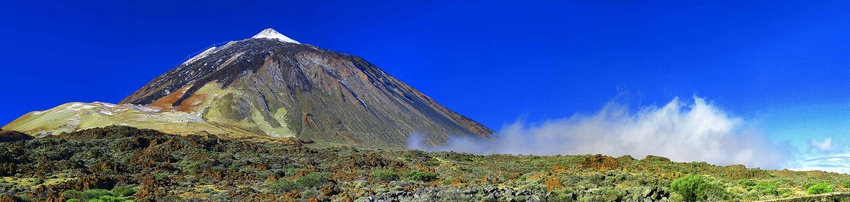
1 1 848 170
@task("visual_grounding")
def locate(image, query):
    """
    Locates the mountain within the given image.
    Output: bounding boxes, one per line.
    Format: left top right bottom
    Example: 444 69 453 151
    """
2 28 492 146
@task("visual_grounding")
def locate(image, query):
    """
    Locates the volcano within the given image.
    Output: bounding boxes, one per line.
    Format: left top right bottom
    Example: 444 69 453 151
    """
3 28 492 146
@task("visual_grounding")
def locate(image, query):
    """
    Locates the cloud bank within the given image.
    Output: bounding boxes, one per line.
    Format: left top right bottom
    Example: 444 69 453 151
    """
810 137 833 152
408 96 786 169
789 137 848 173
792 153 850 173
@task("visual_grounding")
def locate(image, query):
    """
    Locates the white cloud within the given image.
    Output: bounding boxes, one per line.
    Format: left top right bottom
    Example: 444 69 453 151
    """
810 137 833 152
789 154 850 174
408 96 787 169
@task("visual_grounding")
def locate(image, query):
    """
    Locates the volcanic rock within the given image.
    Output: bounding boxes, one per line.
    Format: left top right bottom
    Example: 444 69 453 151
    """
0 129 31 142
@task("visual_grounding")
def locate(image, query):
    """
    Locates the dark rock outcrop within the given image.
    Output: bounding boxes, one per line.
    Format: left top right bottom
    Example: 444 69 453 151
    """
0 129 32 143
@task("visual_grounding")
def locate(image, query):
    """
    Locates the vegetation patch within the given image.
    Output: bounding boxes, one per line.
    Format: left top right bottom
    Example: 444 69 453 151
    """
670 175 726 201
807 182 834 195
405 170 437 182
372 169 399 181
0 126 848 201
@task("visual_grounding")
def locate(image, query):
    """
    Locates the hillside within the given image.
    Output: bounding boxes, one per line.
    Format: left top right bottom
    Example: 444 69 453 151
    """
0 126 847 202
2 29 491 147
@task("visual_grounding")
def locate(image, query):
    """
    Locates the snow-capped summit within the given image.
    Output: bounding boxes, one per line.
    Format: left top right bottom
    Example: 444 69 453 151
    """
252 28 300 44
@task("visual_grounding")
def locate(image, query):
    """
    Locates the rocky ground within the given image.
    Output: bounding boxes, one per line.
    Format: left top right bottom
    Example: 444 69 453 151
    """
0 126 848 202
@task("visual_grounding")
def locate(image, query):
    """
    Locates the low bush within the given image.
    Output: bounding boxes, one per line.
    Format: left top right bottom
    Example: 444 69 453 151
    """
81 189 112 201
74 188 132 202
270 179 297 192
670 175 725 202
750 181 778 196
92 195 131 202
807 182 833 195
778 188 794 198
111 186 136 197
802 181 817 190
547 188 575 202
372 169 399 181
296 172 329 189
405 170 437 182
737 179 756 187
601 188 623 201
63 190 81 197
154 173 169 182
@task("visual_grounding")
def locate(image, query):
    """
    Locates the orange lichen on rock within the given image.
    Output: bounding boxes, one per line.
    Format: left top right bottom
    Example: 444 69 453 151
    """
544 175 563 191
581 154 620 170
282 190 300 200
450 178 465 186
415 163 435 173
551 164 567 174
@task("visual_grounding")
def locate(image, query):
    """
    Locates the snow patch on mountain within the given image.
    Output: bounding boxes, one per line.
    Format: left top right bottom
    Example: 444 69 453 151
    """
252 28 300 44
183 46 218 65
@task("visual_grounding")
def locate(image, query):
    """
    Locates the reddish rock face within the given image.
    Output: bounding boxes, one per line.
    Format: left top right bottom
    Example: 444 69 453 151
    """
119 36 492 146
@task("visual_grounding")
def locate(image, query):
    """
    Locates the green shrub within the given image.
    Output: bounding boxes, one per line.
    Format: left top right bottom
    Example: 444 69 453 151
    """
670 175 724 202
94 195 131 202
273 169 286 177
803 181 817 189
296 172 329 189
81 189 112 201
154 173 169 182
751 181 778 196
778 188 794 198
66 199 82 202
111 186 136 197
737 179 756 187
63 190 81 197
71 188 132 202
807 183 834 195
302 189 319 199
270 179 297 192
372 169 399 181
601 189 623 201
547 188 575 202
668 193 685 202
405 170 437 182
284 167 302 176
843 180 850 188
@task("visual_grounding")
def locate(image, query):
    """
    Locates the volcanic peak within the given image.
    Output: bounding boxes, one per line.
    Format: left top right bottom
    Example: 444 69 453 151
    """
252 28 300 44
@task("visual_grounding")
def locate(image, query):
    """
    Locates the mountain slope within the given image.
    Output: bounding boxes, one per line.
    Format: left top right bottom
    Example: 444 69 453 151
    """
3 29 492 146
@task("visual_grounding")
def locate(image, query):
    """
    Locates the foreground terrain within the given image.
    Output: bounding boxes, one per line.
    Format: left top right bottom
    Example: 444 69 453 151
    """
0 126 847 202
